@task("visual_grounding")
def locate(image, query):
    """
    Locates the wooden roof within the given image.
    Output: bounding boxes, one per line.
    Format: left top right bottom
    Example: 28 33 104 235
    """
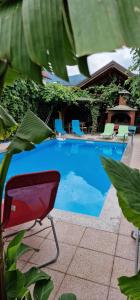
108 104 137 111
78 60 135 89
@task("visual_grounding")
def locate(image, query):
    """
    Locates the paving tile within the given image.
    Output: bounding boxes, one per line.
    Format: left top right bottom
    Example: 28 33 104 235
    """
17 259 26 271
24 235 43 248
55 275 108 300
48 221 85 246
19 235 44 261
30 239 76 273
108 288 126 300
42 268 65 300
119 217 135 236
111 257 134 288
80 228 117 255
33 217 54 238
116 235 135 260
67 247 113 285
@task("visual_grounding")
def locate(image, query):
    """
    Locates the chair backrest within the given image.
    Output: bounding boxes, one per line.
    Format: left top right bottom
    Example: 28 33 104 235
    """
118 125 128 134
104 123 114 133
55 119 63 132
128 126 136 133
3 170 60 228
72 120 80 130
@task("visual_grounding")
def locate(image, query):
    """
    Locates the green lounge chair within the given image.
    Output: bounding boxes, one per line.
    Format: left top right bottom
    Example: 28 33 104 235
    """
117 125 128 140
101 123 114 139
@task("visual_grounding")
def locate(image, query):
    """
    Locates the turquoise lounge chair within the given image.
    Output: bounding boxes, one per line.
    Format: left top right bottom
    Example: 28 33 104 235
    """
72 120 84 136
101 123 114 139
117 125 128 140
128 126 136 135
55 119 66 135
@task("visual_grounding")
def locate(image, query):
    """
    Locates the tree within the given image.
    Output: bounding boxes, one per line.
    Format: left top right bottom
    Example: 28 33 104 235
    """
0 80 91 125
125 49 140 108
130 48 140 73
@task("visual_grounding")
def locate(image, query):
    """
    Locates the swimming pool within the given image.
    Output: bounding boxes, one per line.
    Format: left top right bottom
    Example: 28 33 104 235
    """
0 139 126 217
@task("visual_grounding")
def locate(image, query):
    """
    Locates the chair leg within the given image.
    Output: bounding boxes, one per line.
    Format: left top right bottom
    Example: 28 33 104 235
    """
135 228 140 274
38 214 59 268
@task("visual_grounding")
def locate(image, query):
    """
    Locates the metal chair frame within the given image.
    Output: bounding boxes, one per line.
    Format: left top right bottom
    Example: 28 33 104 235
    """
135 228 140 274
3 170 60 268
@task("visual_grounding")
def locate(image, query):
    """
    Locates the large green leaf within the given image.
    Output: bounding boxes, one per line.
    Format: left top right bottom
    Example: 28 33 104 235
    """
4 67 24 85
117 0 140 48
0 60 7 76
119 271 140 299
101 157 140 228
33 279 54 300
0 105 17 128
22 0 68 80
16 243 32 260
67 0 123 56
0 0 140 82
24 267 50 288
6 230 25 270
0 105 17 140
5 269 25 298
58 293 77 300
10 1 42 83
8 109 54 154
0 2 42 83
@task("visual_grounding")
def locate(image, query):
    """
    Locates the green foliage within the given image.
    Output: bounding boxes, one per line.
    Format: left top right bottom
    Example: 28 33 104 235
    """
0 105 17 141
125 76 140 108
101 157 140 299
58 294 77 300
118 271 140 300
130 48 140 73
0 125 17 142
5 231 76 300
90 104 99 133
0 80 91 123
88 83 121 107
0 80 41 122
125 48 140 108
8 110 54 155
5 231 54 300
41 83 90 104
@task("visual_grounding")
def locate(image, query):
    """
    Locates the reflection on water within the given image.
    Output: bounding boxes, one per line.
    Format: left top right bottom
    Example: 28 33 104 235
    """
56 171 104 216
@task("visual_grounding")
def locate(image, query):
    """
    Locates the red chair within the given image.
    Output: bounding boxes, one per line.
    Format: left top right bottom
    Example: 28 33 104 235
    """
2 170 60 268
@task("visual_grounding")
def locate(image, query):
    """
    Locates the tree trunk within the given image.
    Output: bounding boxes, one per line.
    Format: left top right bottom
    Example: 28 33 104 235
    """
0 226 6 300
0 63 9 300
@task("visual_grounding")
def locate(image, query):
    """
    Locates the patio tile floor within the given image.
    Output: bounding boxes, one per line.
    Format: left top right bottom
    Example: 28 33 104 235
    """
80 228 117 255
110 257 134 289
55 275 109 300
48 221 86 246
108 288 126 300
3 135 140 299
116 235 135 260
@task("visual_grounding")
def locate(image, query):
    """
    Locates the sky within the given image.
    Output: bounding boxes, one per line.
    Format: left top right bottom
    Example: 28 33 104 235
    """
67 47 133 76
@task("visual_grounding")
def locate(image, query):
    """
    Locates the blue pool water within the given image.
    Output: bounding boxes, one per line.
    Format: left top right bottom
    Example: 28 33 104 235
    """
0 139 126 217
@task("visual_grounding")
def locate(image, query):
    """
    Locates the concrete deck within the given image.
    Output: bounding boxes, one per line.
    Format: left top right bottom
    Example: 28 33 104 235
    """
3 135 139 300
